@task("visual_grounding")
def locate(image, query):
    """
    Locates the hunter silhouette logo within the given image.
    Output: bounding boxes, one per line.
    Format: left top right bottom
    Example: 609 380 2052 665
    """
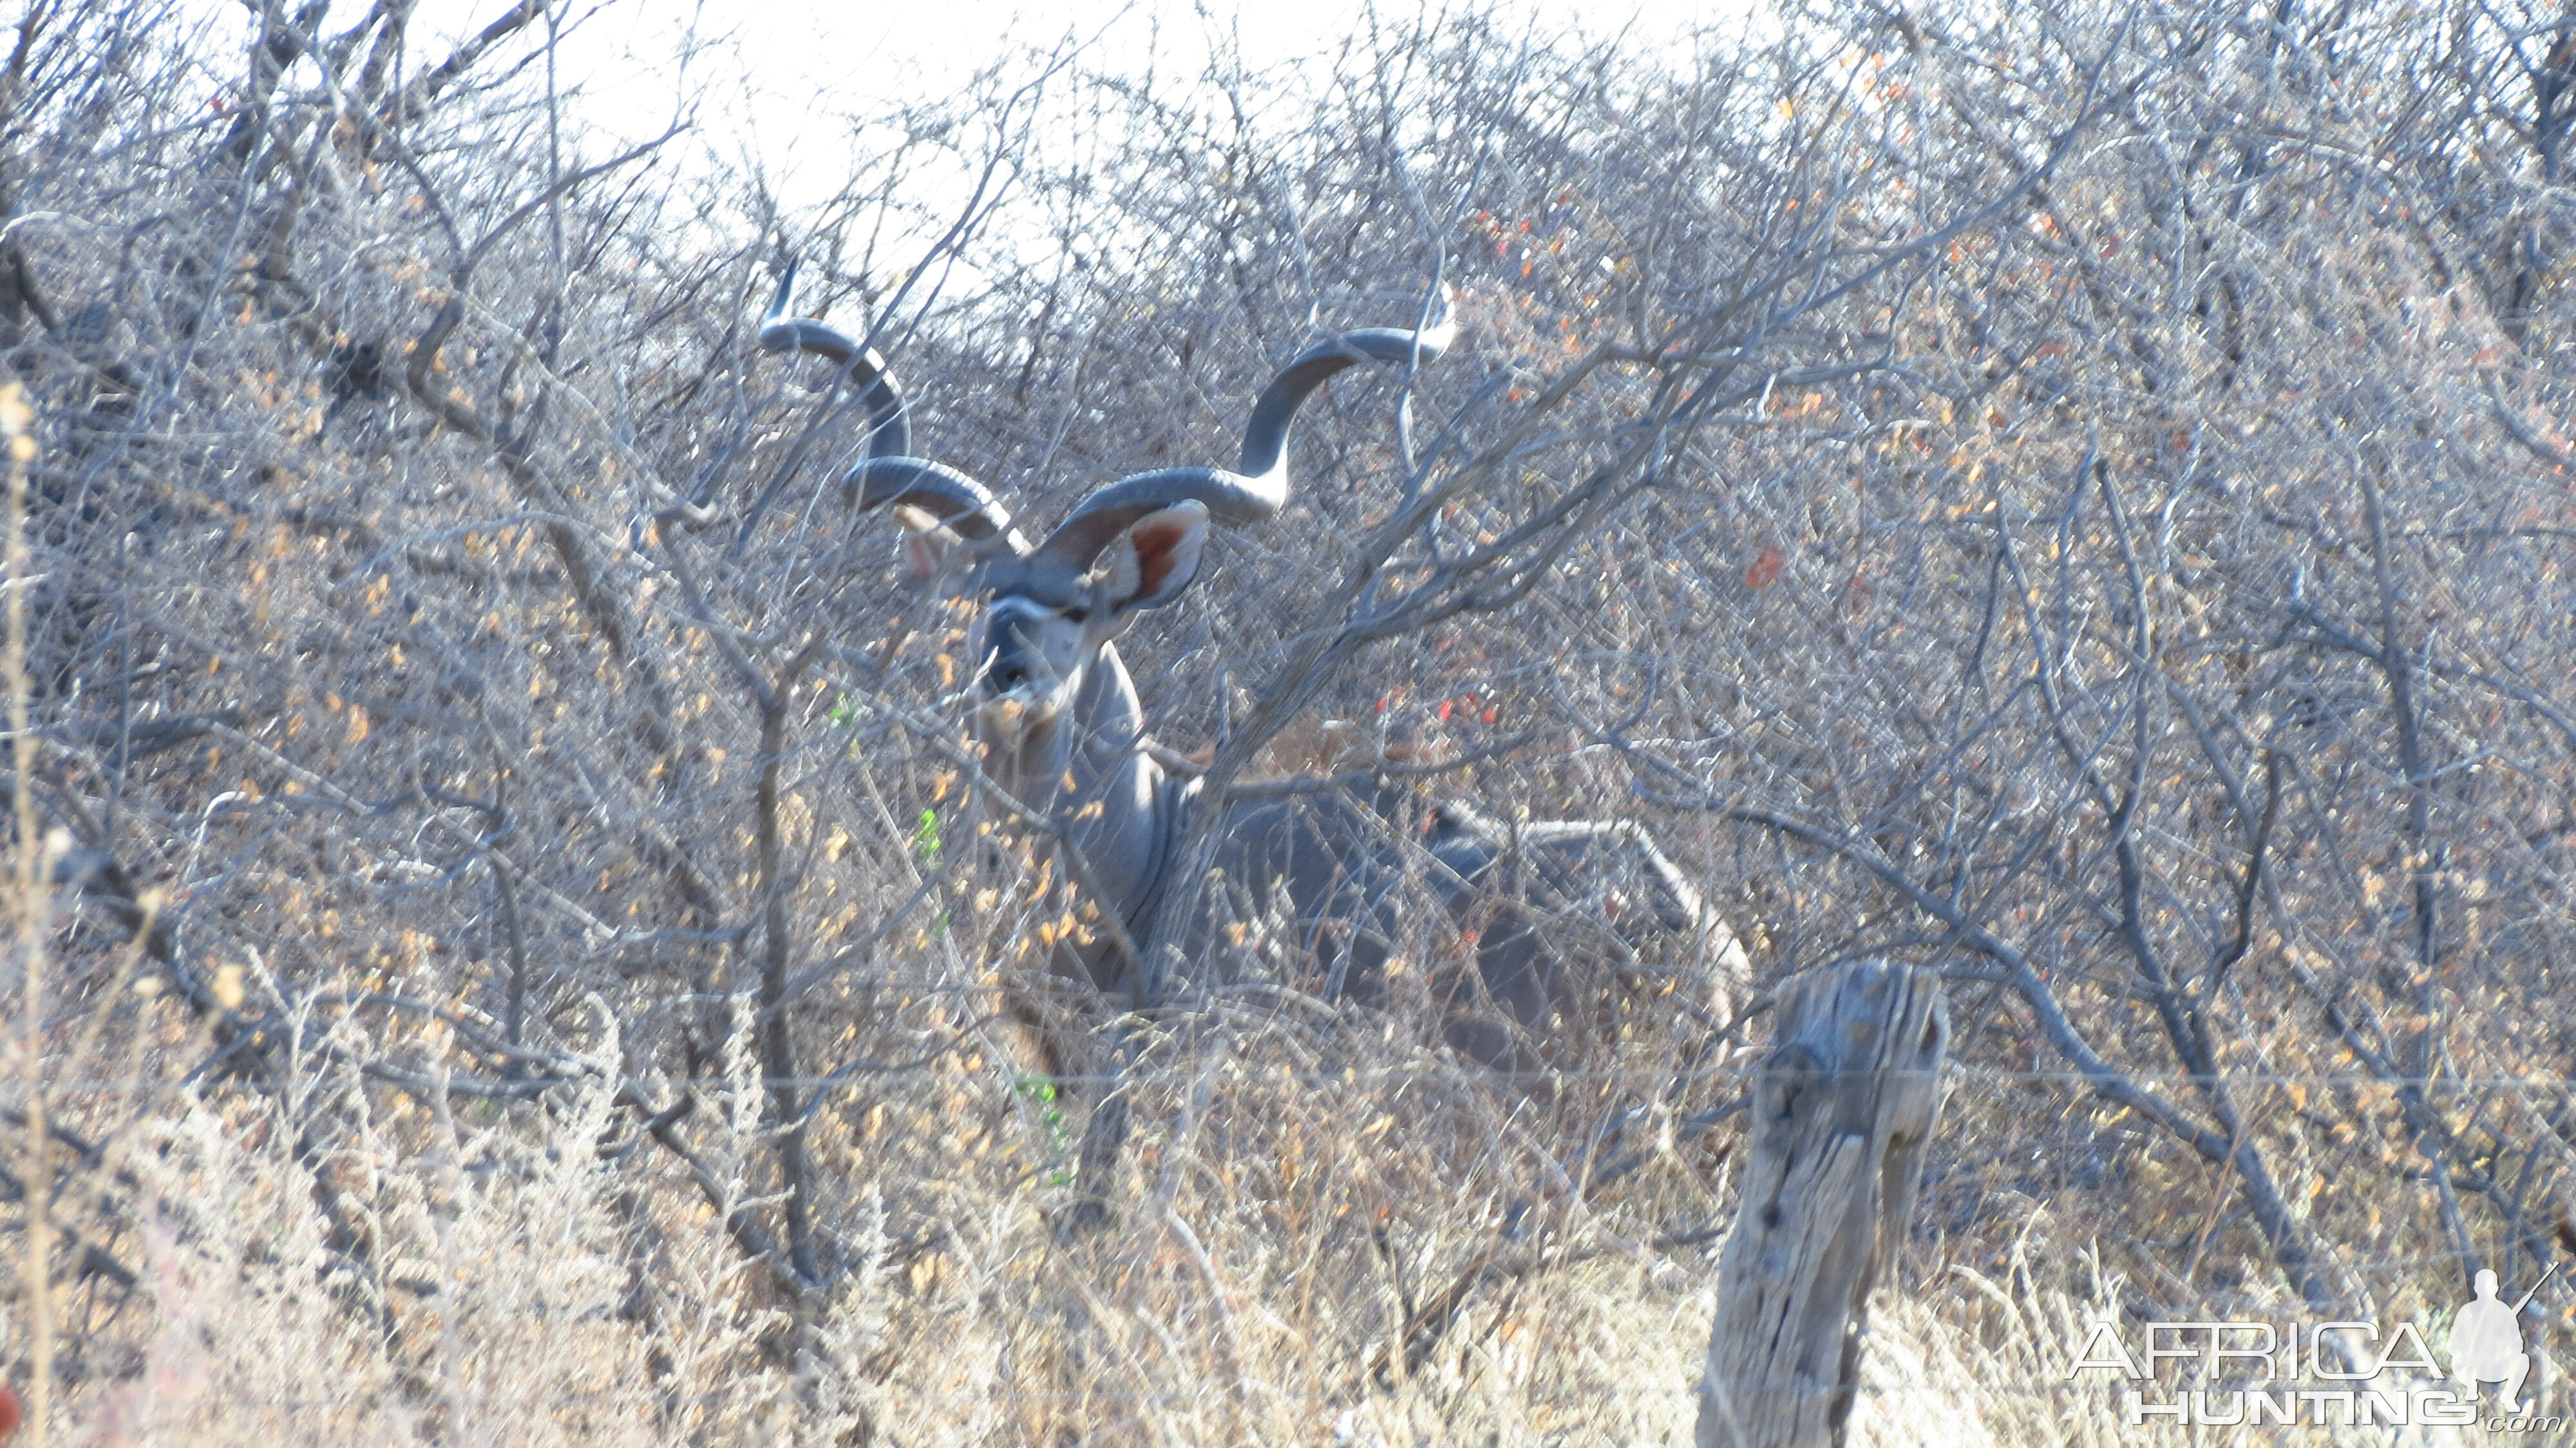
2068 1223 2576 1429
2450 1264 2559 1416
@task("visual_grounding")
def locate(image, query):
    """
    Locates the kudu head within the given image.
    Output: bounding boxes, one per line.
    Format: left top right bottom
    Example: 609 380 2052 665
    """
759 267 1454 772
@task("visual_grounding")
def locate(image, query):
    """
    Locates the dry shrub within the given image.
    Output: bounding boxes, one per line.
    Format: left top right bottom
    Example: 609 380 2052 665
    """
5 0 2573 1443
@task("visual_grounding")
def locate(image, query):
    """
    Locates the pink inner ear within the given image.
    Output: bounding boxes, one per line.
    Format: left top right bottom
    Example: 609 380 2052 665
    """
1128 515 1195 597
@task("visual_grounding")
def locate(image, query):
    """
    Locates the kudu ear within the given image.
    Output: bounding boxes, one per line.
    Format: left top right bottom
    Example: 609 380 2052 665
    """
1099 501 1211 615
891 504 961 583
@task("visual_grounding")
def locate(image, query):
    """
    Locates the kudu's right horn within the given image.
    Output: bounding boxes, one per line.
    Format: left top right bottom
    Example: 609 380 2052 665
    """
760 264 1027 551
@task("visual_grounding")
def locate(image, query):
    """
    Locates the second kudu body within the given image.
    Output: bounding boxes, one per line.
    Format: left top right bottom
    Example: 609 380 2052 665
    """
760 270 1746 1075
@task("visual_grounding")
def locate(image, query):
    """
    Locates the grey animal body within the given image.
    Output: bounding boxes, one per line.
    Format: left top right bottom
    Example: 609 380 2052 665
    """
759 267 1746 1074
1417 801 1743 1069
1170 785 1746 1071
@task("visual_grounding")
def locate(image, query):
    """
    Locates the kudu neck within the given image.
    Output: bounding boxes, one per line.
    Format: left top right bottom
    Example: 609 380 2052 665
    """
983 645 1155 804
981 642 1180 987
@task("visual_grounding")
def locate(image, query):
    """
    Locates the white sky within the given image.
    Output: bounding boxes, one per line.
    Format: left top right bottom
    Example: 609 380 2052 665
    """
189 0 1766 211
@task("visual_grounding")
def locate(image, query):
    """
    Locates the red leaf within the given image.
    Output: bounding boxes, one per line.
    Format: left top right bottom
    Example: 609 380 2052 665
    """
1746 543 1784 591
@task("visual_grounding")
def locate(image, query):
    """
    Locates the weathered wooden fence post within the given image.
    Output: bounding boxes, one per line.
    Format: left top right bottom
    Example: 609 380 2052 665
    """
1695 960 1949 1448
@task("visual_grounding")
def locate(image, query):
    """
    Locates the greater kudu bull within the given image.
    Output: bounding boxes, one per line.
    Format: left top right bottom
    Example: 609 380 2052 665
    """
759 268 1745 1078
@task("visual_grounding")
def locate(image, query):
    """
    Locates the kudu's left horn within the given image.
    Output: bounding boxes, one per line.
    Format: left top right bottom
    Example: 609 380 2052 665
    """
1031 289 1457 570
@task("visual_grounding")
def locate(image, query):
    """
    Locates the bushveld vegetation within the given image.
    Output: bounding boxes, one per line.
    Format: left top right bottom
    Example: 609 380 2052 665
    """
4 0 2575 1442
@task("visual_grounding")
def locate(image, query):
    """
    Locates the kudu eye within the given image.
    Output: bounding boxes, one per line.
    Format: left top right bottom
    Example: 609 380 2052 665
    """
1060 605 1090 625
